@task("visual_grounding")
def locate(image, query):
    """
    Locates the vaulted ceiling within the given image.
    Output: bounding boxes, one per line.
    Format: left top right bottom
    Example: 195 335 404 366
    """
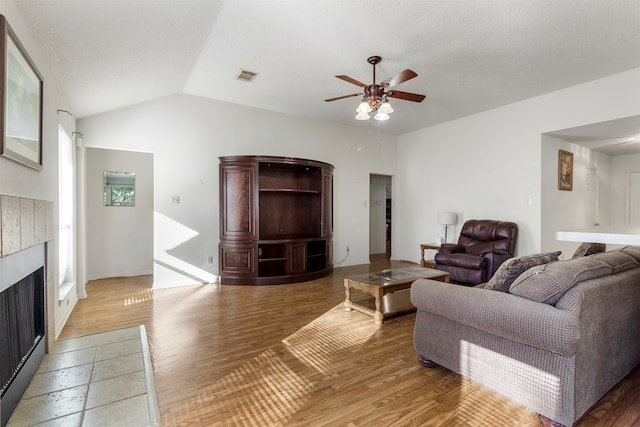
13 0 640 143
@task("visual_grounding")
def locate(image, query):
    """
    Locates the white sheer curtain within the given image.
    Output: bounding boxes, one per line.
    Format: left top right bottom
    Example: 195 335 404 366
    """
59 125 74 291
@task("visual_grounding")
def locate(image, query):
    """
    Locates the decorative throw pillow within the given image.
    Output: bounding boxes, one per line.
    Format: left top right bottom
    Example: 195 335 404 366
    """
485 251 562 293
509 256 612 305
590 251 639 274
571 242 606 258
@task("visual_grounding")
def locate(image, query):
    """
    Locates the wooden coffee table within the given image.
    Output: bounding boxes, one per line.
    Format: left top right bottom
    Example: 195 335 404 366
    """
344 266 450 324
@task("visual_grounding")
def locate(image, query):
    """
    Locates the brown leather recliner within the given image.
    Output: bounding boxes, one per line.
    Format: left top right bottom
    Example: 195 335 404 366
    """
434 219 518 285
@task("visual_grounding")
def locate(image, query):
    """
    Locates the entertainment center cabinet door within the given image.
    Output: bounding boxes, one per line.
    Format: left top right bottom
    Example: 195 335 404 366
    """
219 243 257 276
289 242 307 274
220 163 257 240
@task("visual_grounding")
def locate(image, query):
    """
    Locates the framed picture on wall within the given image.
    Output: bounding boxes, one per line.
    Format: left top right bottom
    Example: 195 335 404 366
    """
558 149 573 191
0 15 43 171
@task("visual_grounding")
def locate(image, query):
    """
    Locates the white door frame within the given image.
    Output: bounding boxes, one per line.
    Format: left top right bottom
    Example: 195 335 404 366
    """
626 169 640 225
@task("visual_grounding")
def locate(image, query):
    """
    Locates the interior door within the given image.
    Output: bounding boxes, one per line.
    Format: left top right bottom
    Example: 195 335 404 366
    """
369 175 387 254
586 168 598 226
628 170 640 225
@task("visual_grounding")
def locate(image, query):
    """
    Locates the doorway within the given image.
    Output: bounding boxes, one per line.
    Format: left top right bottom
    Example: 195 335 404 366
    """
370 174 392 259
84 147 154 281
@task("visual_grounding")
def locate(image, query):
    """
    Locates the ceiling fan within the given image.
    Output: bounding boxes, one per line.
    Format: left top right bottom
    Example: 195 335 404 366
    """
325 55 426 121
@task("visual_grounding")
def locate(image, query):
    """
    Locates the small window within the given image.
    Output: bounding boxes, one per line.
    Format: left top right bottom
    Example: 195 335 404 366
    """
104 171 135 206
109 186 135 206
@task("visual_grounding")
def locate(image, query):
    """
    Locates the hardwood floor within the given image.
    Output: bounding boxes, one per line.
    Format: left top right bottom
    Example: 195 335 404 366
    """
60 257 640 426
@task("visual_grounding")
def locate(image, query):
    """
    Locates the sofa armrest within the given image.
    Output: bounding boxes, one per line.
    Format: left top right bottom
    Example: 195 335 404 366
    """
440 243 466 254
410 279 579 356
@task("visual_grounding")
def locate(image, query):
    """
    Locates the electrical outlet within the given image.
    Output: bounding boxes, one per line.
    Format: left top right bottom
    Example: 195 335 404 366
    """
170 195 180 204
207 256 214 264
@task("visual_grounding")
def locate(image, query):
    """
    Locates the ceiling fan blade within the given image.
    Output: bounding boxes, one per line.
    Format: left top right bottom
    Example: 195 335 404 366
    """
324 93 362 102
336 75 368 88
380 69 418 88
387 90 426 102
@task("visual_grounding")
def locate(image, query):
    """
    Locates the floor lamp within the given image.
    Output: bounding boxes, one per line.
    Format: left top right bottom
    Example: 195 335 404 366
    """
438 212 457 244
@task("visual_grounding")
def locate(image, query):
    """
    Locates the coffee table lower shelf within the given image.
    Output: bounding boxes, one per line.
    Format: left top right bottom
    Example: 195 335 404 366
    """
343 267 450 324
345 290 415 321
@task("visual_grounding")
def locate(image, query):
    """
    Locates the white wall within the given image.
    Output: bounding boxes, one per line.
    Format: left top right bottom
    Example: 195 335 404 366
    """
85 148 154 280
0 4 78 337
541 136 612 258
0 8 61 203
612 153 640 226
396 68 640 264
78 94 397 286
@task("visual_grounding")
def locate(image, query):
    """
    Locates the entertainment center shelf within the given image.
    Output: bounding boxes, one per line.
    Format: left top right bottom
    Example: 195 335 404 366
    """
219 155 333 285
259 189 319 193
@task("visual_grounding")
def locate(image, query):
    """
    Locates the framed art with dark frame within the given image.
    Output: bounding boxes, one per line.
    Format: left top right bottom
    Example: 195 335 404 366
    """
0 15 43 171
558 149 573 191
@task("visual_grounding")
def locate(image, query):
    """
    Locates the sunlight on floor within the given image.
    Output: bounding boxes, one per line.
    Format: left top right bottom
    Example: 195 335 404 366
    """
161 304 378 426
123 284 210 306
210 348 314 426
282 304 378 375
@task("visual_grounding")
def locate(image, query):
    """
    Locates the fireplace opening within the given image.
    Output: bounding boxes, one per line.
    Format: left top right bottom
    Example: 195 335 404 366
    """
0 245 47 427
1 267 45 394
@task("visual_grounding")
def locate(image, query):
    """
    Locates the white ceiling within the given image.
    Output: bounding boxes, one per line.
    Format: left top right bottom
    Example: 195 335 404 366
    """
549 115 640 156
13 0 640 141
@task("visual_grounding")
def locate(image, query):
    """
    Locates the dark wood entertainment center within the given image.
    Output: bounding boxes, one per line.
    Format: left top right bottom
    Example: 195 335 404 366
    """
219 155 334 285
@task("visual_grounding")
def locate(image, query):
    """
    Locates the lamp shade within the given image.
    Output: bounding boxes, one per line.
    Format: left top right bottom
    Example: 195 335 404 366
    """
438 212 457 226
356 101 373 113
378 101 394 114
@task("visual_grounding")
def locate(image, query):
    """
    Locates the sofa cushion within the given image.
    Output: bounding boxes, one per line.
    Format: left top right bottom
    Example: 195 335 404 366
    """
617 246 640 263
509 256 612 305
571 242 606 258
590 251 639 274
485 251 562 293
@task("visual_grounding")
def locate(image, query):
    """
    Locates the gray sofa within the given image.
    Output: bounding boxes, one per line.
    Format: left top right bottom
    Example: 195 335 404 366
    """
411 246 640 427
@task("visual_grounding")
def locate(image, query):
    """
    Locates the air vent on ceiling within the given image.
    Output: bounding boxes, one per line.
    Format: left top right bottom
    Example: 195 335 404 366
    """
235 69 258 82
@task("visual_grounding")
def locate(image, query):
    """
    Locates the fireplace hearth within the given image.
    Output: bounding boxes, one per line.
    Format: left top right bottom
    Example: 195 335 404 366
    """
0 244 46 427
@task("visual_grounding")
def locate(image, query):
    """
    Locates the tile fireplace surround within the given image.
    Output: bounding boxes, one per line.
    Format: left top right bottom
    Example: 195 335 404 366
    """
0 194 55 425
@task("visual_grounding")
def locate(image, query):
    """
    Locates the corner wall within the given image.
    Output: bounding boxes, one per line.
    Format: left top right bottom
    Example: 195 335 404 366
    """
0 4 77 338
78 94 398 286
541 136 613 258
396 68 640 263
612 153 640 226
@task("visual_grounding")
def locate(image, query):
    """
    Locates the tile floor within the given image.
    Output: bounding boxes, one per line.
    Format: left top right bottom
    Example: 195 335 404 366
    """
7 326 160 427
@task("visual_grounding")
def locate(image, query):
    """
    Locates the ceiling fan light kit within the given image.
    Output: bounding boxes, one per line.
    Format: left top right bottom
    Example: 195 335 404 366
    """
374 112 389 121
325 55 426 122
356 101 373 114
378 101 393 114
